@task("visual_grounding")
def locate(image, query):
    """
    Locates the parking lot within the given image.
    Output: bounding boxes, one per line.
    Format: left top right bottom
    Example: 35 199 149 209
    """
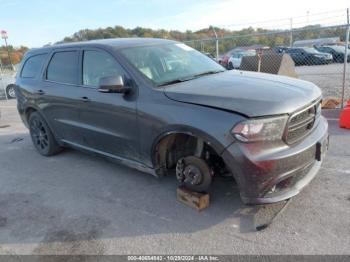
0 99 349 255
296 62 350 99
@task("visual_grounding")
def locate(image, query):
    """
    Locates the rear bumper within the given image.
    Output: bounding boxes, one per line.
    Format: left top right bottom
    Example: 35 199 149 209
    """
221 116 329 205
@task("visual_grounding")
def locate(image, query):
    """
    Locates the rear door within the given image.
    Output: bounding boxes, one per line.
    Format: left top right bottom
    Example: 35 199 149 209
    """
77 48 139 161
41 49 85 144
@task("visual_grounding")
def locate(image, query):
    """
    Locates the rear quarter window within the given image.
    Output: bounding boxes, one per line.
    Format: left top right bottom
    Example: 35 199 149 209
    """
20 54 47 78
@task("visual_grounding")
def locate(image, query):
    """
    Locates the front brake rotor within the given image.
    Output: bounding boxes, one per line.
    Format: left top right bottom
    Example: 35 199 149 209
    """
175 156 212 193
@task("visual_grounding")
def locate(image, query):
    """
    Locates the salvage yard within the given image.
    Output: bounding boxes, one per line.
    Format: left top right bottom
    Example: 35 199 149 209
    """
0 99 349 255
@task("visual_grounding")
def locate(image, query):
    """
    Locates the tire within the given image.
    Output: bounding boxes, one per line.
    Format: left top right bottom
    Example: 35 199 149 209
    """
28 112 62 156
228 62 233 70
176 156 212 193
6 85 16 99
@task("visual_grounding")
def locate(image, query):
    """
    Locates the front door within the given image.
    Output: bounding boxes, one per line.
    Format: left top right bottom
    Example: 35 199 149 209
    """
78 49 139 161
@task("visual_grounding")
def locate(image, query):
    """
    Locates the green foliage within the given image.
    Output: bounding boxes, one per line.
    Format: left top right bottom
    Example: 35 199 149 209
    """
0 45 29 65
59 24 347 56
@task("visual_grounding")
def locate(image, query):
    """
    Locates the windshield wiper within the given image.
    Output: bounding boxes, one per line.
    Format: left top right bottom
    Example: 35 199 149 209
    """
157 77 194 87
191 70 225 78
157 70 225 87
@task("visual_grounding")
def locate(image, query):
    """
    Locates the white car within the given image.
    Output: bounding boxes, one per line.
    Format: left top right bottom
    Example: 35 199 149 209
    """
228 50 256 69
0 73 16 99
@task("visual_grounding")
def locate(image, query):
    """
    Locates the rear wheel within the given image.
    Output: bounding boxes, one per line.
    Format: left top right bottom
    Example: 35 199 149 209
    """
28 112 62 156
228 62 233 70
6 85 16 99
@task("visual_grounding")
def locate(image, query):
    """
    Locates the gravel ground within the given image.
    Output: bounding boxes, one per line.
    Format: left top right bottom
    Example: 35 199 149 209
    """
0 100 349 255
296 62 350 100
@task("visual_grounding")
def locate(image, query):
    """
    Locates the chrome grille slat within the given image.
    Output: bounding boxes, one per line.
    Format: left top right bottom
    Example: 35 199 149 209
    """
285 100 321 144
288 117 315 131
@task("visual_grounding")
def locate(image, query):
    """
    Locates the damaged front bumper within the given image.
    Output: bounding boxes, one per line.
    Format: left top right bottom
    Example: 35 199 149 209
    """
221 116 329 205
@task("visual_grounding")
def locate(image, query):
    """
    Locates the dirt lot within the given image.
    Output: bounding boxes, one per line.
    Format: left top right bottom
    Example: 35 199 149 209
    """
296 62 350 99
0 100 349 255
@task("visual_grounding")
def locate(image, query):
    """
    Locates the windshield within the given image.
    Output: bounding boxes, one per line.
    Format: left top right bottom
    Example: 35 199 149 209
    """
233 50 256 58
302 47 322 54
328 46 347 54
120 43 225 86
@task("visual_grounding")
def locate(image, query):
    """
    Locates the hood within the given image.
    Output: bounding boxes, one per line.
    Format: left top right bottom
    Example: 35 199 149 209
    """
163 70 321 117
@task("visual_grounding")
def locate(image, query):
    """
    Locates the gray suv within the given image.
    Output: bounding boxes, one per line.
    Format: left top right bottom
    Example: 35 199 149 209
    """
15 38 329 204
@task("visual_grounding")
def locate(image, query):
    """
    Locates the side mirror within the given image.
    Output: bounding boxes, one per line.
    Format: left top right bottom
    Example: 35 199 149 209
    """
98 75 131 94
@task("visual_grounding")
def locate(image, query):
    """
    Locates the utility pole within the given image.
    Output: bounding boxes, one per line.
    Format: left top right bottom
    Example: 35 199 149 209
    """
210 26 219 61
1 30 14 71
289 18 293 47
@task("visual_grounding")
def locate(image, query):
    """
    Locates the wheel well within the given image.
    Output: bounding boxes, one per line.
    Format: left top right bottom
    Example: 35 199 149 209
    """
6 84 16 90
25 107 37 121
153 133 228 177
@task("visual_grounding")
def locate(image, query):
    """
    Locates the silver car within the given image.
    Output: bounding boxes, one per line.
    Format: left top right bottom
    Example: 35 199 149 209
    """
0 73 16 99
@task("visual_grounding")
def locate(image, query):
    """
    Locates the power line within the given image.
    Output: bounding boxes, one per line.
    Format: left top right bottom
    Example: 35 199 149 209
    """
184 24 348 43
259 15 348 30
217 8 348 29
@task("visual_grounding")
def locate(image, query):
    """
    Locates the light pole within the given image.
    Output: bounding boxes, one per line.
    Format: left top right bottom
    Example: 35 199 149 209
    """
289 18 293 47
1 30 14 71
210 26 219 61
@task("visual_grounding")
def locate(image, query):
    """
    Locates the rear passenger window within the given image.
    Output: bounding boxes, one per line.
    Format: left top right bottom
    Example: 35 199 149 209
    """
46 51 79 84
21 54 47 78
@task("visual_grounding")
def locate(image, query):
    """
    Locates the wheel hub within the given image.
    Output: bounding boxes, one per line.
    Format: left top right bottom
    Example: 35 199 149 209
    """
183 165 202 185
8 88 15 97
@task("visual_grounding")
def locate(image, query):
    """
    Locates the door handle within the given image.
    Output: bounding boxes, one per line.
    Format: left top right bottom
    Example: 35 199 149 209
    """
80 96 90 102
36 89 45 95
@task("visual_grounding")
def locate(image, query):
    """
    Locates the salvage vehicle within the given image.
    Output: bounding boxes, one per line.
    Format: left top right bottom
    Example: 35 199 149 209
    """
315 45 350 63
227 49 256 69
15 38 329 204
285 47 333 66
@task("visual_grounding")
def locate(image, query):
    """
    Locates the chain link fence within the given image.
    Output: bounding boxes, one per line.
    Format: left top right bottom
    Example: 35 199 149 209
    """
185 24 350 108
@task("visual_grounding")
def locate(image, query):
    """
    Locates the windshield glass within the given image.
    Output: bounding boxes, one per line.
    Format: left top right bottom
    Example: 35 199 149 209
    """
233 50 256 58
120 43 225 86
328 46 347 53
302 47 322 54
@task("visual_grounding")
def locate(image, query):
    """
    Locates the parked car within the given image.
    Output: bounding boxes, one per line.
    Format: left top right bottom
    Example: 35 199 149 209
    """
227 50 256 69
218 48 240 68
16 38 328 204
0 73 16 99
273 46 290 54
285 47 333 65
315 45 350 63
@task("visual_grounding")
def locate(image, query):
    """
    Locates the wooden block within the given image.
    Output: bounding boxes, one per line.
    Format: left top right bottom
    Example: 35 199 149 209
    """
177 186 210 211
322 98 341 109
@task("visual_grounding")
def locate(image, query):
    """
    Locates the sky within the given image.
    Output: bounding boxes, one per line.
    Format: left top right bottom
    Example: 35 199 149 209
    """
0 0 349 48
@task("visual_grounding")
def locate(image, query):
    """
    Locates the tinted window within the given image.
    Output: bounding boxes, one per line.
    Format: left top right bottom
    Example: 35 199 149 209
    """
21 54 47 78
47 51 79 84
83 50 124 87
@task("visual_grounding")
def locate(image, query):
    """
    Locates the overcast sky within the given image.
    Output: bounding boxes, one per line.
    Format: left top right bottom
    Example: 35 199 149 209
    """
0 0 349 47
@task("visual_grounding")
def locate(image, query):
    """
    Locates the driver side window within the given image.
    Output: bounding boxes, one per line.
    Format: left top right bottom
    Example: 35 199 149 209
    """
83 50 124 87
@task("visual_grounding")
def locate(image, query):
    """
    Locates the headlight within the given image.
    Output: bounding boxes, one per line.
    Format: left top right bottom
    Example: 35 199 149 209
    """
231 115 288 142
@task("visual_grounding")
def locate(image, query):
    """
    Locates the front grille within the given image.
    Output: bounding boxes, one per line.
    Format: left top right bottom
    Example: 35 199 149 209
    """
285 101 321 144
